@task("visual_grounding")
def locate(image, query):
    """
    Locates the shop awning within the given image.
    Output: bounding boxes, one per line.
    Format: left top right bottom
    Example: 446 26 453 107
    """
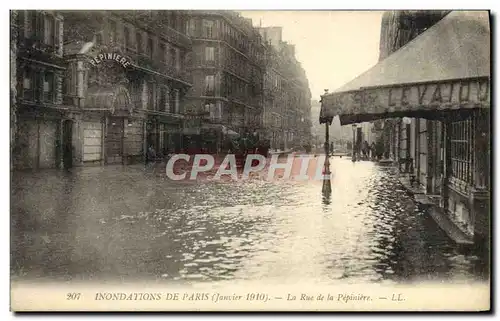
320 11 490 125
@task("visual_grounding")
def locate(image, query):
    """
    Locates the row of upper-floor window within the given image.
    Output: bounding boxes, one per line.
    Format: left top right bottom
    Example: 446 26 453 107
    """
202 74 244 98
186 17 264 62
21 11 62 50
194 45 262 83
21 68 57 103
59 64 182 113
87 18 185 73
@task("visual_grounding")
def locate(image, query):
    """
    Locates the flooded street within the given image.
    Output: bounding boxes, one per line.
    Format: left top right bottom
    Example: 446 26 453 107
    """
11 157 487 285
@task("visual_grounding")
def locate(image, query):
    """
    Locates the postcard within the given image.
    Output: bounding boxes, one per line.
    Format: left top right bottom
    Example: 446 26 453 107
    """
10 9 491 312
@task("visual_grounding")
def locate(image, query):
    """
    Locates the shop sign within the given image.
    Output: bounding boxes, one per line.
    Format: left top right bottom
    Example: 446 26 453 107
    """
322 78 490 117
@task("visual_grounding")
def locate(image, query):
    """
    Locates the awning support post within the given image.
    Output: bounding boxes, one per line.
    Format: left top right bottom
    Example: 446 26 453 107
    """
324 122 330 175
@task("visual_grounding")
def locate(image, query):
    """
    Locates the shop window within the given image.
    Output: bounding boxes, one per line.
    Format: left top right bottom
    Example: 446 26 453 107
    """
450 118 473 184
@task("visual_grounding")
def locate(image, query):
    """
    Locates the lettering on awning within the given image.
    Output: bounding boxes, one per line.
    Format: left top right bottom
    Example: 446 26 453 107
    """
89 53 131 68
321 78 490 119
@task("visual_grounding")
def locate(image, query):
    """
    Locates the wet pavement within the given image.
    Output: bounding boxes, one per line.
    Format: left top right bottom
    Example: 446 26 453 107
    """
10 157 488 285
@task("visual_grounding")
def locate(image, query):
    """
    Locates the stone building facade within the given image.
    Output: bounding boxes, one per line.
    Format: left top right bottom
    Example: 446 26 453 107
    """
259 27 312 150
61 10 192 166
13 10 66 170
10 10 18 169
12 10 313 165
183 11 266 153
380 11 490 244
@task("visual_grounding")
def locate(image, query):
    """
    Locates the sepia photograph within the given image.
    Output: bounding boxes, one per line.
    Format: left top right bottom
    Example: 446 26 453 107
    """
8 7 491 312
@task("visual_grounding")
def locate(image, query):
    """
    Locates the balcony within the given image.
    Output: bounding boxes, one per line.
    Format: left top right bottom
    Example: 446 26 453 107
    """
117 11 192 50
127 52 192 85
160 28 192 50
19 36 64 63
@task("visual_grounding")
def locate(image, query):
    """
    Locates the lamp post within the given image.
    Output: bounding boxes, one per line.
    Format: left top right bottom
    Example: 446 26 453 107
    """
352 123 357 162
323 89 331 175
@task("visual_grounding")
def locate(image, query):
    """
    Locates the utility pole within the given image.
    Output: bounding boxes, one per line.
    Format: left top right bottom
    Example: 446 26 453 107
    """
323 89 331 175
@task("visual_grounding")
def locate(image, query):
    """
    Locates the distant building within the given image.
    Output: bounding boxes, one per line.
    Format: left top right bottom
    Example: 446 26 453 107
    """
184 11 266 152
259 26 312 150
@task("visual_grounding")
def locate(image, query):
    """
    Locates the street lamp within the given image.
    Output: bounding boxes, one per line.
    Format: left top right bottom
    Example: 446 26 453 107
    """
352 124 357 162
323 89 331 175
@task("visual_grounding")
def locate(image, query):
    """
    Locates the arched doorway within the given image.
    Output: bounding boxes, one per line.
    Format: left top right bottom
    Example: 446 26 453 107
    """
105 85 133 164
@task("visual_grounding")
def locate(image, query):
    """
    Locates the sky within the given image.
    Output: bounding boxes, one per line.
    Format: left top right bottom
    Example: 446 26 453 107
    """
240 11 384 101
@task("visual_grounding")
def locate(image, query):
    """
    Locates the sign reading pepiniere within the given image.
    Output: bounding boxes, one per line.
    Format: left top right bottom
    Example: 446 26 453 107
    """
89 53 132 68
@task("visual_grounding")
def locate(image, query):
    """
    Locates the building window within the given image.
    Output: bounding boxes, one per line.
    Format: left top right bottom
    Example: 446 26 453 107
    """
169 47 176 67
148 82 155 110
160 42 167 63
169 90 175 113
175 48 181 71
123 26 130 49
136 32 142 53
450 119 473 184
27 11 38 38
205 46 215 62
147 37 154 59
44 15 54 46
95 33 102 46
43 72 55 102
158 87 167 112
109 20 117 43
186 19 196 37
202 20 214 38
174 89 180 113
23 69 34 101
205 75 215 96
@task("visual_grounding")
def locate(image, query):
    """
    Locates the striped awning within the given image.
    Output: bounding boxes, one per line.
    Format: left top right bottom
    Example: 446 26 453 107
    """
320 11 490 125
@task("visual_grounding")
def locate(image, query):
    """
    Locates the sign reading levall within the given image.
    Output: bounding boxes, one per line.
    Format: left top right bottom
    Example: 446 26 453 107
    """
89 53 131 68
321 78 490 117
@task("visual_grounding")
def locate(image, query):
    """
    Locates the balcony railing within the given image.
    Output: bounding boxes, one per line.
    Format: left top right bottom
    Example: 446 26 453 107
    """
19 36 63 60
117 11 192 50
127 52 192 85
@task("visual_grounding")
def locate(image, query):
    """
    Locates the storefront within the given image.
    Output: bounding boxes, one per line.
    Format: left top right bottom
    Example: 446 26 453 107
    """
319 11 490 244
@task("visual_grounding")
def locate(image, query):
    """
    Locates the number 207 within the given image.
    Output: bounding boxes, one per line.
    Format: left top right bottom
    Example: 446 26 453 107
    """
66 293 81 300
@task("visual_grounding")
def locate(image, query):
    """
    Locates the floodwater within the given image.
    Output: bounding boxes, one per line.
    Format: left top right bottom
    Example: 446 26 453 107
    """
10 157 488 285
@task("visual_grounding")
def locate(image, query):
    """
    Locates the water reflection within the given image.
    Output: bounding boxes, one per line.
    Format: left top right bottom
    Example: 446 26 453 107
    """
11 159 488 285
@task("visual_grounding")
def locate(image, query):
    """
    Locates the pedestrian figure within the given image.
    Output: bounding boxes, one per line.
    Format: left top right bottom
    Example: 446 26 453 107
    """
145 145 156 170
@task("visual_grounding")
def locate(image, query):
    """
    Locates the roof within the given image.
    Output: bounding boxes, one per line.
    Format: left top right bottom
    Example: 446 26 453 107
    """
331 10 490 95
319 10 491 125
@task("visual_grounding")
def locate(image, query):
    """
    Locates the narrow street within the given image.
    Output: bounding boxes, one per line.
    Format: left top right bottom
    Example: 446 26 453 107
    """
10 157 487 285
